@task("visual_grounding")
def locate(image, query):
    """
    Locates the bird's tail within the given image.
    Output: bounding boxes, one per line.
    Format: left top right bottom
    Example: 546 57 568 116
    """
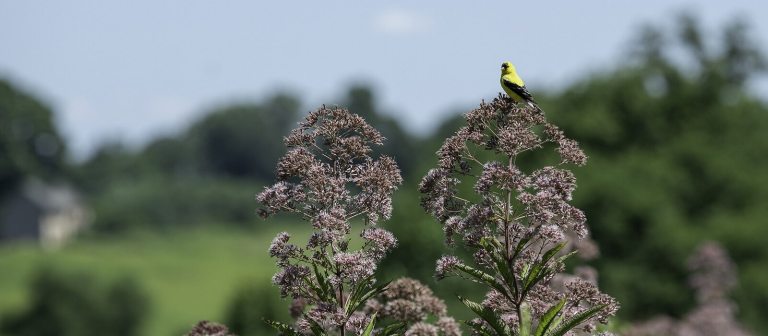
526 100 541 112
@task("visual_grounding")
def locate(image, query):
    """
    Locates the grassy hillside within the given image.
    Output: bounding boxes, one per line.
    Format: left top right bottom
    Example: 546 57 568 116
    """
0 225 306 335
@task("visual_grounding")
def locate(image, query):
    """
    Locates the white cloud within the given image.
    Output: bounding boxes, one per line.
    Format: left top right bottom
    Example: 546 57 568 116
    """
373 9 434 35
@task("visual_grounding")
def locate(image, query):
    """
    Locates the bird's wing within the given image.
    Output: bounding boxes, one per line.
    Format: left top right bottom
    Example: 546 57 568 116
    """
502 78 536 102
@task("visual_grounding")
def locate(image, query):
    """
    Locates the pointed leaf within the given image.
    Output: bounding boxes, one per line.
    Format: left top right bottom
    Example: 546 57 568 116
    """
557 250 578 264
305 315 326 336
546 304 607 336
512 236 531 260
534 299 566 336
464 319 496 336
379 322 407 336
455 264 509 300
481 238 517 300
523 243 566 294
304 275 326 302
459 296 508 336
312 263 330 297
264 319 301 336
346 278 389 315
344 274 374 314
361 312 377 336
541 243 567 265
547 315 564 335
519 302 533 336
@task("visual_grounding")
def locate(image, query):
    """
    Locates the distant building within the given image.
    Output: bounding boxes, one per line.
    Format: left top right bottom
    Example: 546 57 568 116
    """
0 179 89 249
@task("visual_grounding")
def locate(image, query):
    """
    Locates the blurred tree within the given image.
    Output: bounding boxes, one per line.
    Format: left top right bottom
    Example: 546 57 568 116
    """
76 93 300 232
77 93 300 192
140 136 198 178
0 79 68 197
341 85 420 178
0 267 149 336
77 87 428 233
104 277 150 336
189 94 300 180
74 141 147 194
90 177 261 233
540 14 768 329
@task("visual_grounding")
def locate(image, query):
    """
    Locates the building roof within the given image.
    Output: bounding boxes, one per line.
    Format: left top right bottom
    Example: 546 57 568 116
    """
19 179 82 213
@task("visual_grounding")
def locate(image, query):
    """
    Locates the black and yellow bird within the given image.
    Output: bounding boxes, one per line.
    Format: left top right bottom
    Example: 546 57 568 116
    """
500 61 539 110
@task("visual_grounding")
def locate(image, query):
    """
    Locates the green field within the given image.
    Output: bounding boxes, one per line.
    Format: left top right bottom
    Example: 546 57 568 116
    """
0 225 304 335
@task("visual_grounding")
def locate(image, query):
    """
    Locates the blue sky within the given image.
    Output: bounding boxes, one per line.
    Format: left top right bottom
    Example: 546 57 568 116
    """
2 1 767 158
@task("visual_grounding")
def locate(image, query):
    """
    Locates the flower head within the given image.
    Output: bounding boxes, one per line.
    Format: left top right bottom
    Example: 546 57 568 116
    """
258 106 406 334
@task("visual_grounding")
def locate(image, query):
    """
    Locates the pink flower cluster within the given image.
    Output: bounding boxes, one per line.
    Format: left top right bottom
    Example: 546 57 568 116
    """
420 95 617 333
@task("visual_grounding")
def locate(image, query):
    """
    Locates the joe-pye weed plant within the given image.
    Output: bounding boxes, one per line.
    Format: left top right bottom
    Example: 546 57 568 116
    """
257 106 461 335
419 95 619 335
251 98 619 335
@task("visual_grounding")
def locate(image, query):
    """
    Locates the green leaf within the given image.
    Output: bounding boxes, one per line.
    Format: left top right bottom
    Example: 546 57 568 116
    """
481 238 517 300
522 243 566 295
522 273 538 295
358 280 389 306
512 237 531 260
304 275 326 302
520 302 532 336
540 243 566 266
546 315 564 335
343 278 366 315
378 322 407 336
361 312 377 336
464 319 496 336
312 263 330 298
546 304 607 336
459 296 508 336
534 299 566 336
480 237 503 252
264 319 300 336
455 263 496 284
557 250 578 264
454 263 509 300
305 315 326 336
345 277 390 315
520 263 531 281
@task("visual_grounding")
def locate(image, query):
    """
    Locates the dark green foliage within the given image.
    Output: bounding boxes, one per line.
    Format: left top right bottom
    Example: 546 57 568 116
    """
190 94 300 179
76 94 300 232
89 177 262 233
380 189 444 280
103 278 150 336
0 79 68 197
224 283 288 336
74 142 147 194
77 93 301 188
539 14 768 329
0 267 149 336
342 85 420 178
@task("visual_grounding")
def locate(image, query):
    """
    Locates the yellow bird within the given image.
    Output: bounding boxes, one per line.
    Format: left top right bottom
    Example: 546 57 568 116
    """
500 61 539 110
